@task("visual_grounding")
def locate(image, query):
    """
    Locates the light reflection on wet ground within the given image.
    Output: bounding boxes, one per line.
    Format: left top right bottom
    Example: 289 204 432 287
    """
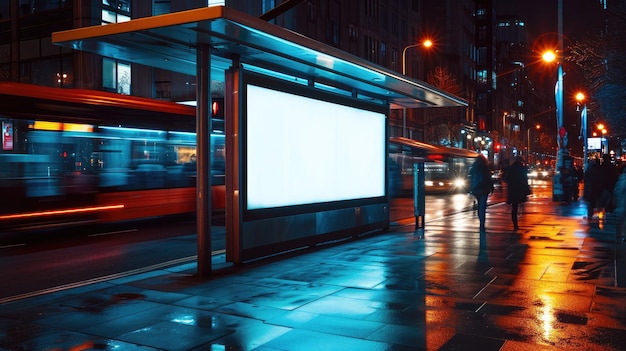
2 194 626 350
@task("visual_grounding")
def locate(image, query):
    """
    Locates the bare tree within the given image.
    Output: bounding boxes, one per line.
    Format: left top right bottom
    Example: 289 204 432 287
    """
567 7 626 136
423 66 465 145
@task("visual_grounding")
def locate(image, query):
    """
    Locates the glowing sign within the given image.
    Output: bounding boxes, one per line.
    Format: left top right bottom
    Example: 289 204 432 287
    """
246 84 386 210
2 121 12 150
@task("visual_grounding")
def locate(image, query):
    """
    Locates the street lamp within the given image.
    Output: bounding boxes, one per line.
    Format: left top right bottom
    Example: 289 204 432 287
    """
576 92 588 170
542 48 565 201
545 0 566 201
402 39 433 75
401 39 433 138
527 124 541 165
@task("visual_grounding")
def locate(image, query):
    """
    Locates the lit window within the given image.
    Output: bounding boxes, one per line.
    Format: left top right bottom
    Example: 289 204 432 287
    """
103 58 131 94
102 0 130 24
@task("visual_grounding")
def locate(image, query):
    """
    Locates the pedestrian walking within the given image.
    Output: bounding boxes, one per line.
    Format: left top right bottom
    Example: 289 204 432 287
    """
504 156 530 230
612 166 626 242
584 156 618 221
560 165 575 205
583 159 603 221
469 155 493 232
599 154 618 213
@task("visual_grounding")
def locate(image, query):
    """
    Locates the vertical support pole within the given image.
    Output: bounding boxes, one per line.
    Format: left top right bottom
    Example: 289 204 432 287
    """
402 108 407 138
413 162 425 229
225 60 242 264
196 44 212 276
582 105 588 171
553 0 565 202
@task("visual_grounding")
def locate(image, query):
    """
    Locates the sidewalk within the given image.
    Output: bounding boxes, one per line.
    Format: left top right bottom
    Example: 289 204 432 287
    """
2 194 626 350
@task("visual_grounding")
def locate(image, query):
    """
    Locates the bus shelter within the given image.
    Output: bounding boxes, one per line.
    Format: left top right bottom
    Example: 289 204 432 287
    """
52 6 467 276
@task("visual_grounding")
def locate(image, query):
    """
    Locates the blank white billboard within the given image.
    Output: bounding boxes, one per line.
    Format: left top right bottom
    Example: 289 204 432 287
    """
246 84 386 210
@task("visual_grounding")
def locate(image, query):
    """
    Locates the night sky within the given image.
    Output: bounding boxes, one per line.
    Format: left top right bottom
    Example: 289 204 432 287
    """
495 0 606 45
495 0 607 149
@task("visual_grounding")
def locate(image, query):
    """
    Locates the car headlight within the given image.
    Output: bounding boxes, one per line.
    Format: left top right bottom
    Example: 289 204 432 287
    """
454 178 466 187
425 181 434 186
529 171 538 178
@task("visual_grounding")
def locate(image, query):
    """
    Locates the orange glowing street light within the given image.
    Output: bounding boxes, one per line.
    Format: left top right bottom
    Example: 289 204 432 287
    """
542 50 557 63
402 39 434 75
575 92 585 102
401 38 434 138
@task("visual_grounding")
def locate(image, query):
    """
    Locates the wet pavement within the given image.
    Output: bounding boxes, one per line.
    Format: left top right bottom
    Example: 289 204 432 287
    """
2 193 626 350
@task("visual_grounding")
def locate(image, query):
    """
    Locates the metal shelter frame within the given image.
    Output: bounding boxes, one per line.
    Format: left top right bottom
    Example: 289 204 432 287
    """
52 5 468 276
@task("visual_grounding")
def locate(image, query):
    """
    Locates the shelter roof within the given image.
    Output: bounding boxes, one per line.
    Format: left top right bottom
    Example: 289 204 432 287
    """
52 6 467 109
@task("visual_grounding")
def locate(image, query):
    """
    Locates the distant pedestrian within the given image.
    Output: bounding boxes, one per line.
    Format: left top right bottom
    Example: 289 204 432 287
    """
560 165 574 205
612 166 626 242
469 155 493 232
504 156 530 230
599 154 618 213
583 159 602 221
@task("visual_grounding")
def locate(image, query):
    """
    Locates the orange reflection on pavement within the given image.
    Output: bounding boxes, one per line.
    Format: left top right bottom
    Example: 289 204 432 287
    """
0 205 124 220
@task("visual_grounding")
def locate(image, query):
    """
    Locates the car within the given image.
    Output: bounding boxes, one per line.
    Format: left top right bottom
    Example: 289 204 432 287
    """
491 170 502 184
528 166 553 179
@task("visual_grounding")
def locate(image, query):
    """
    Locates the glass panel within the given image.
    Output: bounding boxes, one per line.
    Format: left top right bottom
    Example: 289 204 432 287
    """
102 58 115 89
117 61 131 94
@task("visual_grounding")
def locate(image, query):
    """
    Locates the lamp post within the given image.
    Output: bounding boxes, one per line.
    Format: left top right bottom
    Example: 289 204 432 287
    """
550 0 566 201
576 92 588 170
401 39 433 138
500 112 509 169
402 39 433 75
542 47 565 201
527 124 540 166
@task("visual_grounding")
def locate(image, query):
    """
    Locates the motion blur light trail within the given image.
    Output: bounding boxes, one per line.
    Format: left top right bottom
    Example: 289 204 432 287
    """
0 204 124 220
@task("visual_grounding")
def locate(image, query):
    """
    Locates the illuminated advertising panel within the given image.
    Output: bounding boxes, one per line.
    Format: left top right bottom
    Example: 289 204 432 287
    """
245 79 386 211
2 121 13 151
587 137 602 150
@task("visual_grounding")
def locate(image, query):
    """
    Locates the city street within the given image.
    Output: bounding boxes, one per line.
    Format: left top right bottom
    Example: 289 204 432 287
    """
0 180 555 302
2 179 625 350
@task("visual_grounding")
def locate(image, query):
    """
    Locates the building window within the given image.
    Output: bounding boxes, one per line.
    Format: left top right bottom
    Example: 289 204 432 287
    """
18 0 66 16
476 8 486 19
381 42 387 67
1 1 9 18
390 48 398 71
391 12 398 36
380 4 388 31
364 35 378 63
103 58 131 94
307 1 316 21
328 20 340 46
349 24 358 41
477 69 487 84
102 0 130 24
478 25 487 41
478 47 487 65
154 0 170 15
365 0 377 19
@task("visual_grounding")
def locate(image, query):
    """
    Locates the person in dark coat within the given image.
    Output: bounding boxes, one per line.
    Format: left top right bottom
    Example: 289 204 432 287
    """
583 159 603 221
469 155 493 232
613 166 626 241
504 156 530 230
599 154 618 213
